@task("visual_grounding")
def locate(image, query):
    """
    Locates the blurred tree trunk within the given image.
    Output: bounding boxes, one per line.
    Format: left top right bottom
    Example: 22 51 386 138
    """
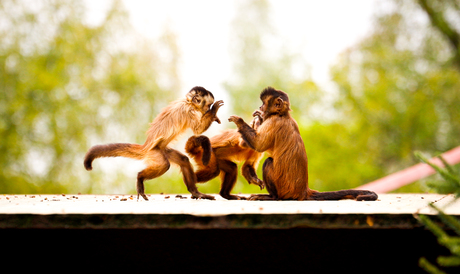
418 0 460 70
330 0 460 192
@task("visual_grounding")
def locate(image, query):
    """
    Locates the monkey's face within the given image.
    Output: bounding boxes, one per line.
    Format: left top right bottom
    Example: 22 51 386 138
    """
259 87 291 118
186 87 215 113
200 95 214 113
259 88 287 115
259 96 290 118
259 98 268 114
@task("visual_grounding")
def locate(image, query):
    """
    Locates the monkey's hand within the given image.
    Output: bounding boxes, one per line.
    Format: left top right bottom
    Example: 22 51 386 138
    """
256 179 265 190
209 100 224 124
252 109 263 118
248 177 265 190
228 115 244 126
251 110 263 129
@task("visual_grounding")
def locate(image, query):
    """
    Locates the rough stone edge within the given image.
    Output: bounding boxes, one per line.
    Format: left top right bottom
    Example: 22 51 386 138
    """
0 213 445 229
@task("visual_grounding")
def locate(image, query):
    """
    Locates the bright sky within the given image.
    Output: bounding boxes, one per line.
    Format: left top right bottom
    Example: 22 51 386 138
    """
86 0 378 99
82 0 380 184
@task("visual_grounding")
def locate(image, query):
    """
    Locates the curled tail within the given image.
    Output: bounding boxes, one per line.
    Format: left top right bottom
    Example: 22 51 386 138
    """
185 135 212 166
310 189 378 201
84 143 144 171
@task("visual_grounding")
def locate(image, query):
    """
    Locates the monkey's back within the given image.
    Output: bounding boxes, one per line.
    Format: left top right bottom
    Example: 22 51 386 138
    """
211 129 260 163
270 116 309 200
144 99 200 150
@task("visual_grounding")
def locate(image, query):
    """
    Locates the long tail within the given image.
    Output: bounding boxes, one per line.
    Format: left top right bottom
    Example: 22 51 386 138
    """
84 143 144 171
309 189 378 201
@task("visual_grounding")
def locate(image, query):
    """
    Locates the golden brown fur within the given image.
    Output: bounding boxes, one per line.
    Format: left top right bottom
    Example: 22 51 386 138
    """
185 117 264 200
143 97 216 151
84 86 223 200
229 87 377 201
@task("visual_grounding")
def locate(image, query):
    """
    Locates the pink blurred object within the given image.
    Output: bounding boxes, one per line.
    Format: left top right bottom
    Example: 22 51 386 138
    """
355 146 460 193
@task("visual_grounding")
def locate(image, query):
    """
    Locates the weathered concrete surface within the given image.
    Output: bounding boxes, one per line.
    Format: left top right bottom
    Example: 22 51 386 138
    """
0 193 458 229
2 193 457 273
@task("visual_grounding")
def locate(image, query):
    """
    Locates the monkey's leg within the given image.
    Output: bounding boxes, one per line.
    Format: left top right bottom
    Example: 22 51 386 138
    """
249 157 278 201
137 166 170 201
218 160 246 200
165 148 215 200
137 150 170 201
196 164 220 183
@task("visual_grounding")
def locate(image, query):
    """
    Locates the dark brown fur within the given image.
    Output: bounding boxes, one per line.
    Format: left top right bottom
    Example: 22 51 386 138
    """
84 86 223 200
185 116 264 200
228 87 378 201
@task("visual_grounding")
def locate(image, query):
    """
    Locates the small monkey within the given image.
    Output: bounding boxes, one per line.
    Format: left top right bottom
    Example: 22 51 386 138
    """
229 87 378 201
84 86 223 200
185 115 264 200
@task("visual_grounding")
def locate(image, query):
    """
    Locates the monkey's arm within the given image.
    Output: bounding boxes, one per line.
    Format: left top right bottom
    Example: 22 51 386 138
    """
192 100 224 134
228 115 273 152
241 154 264 189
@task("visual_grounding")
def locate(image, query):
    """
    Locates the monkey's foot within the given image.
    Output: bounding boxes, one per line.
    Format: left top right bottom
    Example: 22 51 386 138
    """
248 194 276 201
220 194 247 200
191 192 215 200
137 193 149 201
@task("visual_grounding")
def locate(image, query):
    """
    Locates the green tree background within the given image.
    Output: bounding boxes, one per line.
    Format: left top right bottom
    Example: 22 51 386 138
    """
226 0 460 194
0 0 182 194
1 0 459 196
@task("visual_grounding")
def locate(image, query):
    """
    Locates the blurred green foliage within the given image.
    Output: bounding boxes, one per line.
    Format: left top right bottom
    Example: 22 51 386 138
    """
415 152 460 273
225 0 460 194
329 1 460 192
0 0 180 194
1 0 459 196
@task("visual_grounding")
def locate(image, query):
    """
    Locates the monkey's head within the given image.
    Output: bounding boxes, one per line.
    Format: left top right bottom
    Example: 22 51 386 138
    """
186 86 215 113
259 87 291 118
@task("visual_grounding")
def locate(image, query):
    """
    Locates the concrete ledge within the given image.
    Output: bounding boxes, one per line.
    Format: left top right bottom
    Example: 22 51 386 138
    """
2 194 457 273
1 194 458 229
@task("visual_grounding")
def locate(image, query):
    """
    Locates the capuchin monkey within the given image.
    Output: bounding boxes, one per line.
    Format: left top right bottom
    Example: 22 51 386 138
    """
229 87 378 201
185 115 264 200
84 86 223 200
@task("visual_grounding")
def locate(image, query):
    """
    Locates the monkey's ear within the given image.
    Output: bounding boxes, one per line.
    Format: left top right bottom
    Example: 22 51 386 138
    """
274 97 284 109
275 96 291 112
